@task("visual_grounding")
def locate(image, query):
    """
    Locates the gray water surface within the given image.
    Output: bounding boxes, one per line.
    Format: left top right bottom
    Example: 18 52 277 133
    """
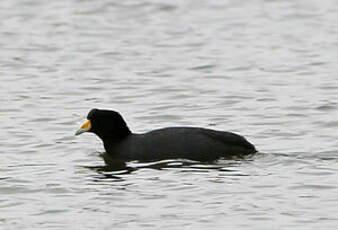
1 0 338 229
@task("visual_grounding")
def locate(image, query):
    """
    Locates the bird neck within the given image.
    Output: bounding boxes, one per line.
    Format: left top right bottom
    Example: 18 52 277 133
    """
100 126 132 144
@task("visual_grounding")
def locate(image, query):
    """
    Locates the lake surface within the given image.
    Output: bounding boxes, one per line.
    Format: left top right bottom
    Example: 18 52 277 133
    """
1 0 338 229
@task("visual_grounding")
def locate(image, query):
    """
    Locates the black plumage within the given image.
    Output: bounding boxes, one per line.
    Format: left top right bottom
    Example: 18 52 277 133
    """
76 109 256 161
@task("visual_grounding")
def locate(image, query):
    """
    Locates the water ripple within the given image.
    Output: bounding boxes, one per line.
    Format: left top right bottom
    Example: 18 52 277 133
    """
1 0 338 229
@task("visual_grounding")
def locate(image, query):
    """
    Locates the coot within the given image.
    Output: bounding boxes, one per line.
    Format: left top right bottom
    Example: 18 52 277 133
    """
75 109 256 161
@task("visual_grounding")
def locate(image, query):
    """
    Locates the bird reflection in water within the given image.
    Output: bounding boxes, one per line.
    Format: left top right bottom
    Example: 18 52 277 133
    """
84 152 256 181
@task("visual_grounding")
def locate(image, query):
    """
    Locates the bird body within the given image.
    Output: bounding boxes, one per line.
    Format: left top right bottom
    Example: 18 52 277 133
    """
76 109 256 161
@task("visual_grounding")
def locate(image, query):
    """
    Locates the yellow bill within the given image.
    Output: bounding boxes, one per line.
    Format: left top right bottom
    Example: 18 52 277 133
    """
75 120 91 135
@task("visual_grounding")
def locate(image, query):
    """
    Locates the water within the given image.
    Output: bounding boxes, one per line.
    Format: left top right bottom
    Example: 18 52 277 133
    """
1 0 338 229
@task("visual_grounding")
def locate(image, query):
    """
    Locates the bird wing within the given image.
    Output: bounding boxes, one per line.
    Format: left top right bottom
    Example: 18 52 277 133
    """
199 128 255 150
